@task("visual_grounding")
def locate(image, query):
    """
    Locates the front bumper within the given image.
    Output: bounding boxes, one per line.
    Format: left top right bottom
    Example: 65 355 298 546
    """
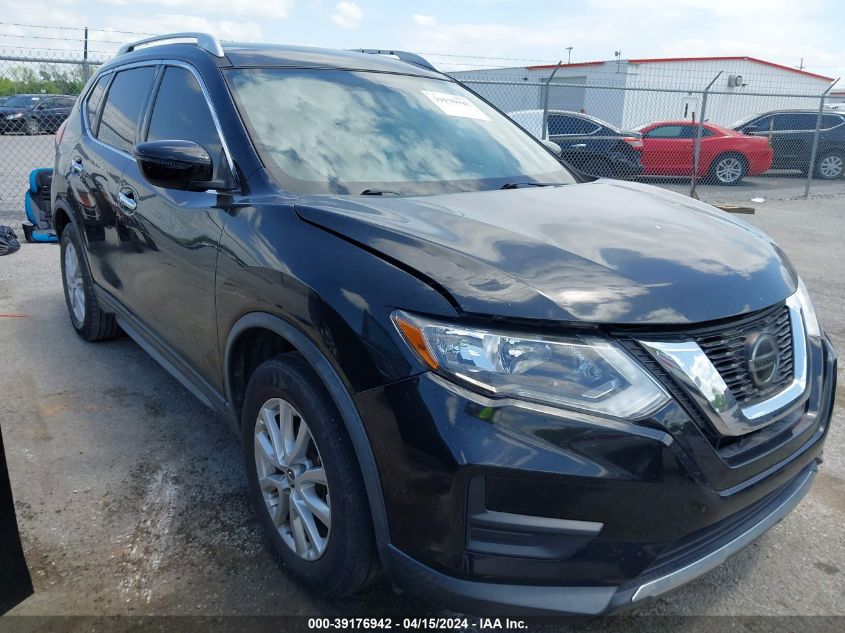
381 461 818 616
356 334 836 616
0 117 25 133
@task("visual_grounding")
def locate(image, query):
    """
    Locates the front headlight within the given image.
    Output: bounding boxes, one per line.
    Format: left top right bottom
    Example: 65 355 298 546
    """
795 277 821 337
392 311 670 419
6 113 23 120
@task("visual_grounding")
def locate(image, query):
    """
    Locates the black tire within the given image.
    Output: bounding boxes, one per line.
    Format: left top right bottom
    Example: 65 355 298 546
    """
242 353 379 596
708 153 747 186
581 158 615 179
814 150 844 180
59 223 121 341
25 118 41 136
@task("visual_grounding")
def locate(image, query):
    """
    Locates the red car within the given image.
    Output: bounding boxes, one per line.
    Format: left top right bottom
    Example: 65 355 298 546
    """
636 120 773 185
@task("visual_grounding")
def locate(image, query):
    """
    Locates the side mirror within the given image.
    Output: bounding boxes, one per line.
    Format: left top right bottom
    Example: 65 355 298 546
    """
134 140 214 191
743 126 758 134
541 139 562 156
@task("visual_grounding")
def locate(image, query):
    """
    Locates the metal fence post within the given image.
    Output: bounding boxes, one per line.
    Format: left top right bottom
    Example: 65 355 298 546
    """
82 27 90 84
541 61 562 140
804 78 840 198
690 72 722 198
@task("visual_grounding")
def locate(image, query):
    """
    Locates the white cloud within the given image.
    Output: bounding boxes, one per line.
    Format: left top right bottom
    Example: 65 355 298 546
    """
95 13 263 48
331 2 363 30
97 0 295 20
413 14 437 27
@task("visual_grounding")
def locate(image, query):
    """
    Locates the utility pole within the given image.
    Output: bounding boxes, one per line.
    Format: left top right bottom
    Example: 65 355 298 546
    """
566 46 573 65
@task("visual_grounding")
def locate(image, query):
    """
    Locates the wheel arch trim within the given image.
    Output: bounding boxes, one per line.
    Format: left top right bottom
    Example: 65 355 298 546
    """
223 311 391 547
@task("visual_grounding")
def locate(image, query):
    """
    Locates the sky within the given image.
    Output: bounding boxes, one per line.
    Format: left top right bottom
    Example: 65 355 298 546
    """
0 0 843 80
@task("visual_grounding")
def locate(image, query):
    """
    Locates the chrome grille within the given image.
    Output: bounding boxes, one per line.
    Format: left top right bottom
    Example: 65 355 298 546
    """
694 304 793 406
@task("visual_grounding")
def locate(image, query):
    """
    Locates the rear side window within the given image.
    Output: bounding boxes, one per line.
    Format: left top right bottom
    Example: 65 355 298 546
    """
86 74 110 132
644 125 684 139
97 66 156 154
773 113 817 131
146 67 225 176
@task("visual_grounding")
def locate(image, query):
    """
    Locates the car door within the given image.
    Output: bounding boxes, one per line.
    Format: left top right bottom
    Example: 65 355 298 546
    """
641 125 693 175
116 64 235 388
32 97 54 132
768 113 818 169
66 66 157 295
549 114 600 168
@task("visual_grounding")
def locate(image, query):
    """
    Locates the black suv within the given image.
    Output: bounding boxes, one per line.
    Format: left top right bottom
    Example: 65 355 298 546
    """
0 94 76 135
53 34 836 617
733 109 845 179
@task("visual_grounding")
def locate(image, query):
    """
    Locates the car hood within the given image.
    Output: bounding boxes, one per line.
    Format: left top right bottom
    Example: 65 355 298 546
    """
0 107 28 115
295 180 796 325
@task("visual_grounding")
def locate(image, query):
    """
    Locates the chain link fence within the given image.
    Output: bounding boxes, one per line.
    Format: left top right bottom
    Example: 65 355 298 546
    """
453 60 844 199
1 45 844 225
0 50 105 222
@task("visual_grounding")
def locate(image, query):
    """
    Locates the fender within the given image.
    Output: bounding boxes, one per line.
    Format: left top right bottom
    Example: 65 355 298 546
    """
223 312 391 548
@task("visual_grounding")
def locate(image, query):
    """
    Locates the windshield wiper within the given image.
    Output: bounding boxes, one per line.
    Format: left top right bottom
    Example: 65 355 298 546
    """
360 189 401 196
499 182 557 190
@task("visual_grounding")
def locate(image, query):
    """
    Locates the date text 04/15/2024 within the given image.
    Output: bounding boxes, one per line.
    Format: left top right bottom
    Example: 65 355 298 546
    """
307 618 528 630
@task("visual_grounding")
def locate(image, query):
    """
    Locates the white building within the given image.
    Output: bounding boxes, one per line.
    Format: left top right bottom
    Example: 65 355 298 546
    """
450 56 834 130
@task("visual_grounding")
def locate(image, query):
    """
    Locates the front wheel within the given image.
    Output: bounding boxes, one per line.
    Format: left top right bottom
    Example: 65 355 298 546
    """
814 151 844 180
709 154 747 186
60 223 120 341
25 118 41 135
242 353 379 596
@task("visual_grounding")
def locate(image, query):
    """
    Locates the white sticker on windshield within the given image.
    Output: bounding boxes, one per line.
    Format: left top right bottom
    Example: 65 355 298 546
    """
421 90 490 121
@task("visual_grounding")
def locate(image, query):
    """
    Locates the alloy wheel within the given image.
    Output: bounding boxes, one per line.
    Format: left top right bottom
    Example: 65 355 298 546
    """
818 154 843 179
254 397 331 561
64 242 86 324
714 157 743 184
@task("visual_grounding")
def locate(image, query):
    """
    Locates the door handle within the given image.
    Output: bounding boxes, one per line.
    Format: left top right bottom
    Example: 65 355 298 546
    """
118 189 137 212
570 143 587 149
71 158 83 174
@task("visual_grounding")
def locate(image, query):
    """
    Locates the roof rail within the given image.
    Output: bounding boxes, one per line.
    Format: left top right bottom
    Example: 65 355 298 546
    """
118 32 225 58
351 49 437 72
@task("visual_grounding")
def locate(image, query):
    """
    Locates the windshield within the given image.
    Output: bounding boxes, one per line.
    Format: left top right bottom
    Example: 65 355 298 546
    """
226 69 575 195
3 95 41 108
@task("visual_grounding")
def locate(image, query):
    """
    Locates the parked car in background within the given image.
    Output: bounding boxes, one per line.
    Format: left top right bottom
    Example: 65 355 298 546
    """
635 120 773 185
733 110 845 180
0 94 76 135
508 109 643 178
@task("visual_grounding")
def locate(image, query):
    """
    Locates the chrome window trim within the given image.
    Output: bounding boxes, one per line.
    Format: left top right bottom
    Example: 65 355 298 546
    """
636 294 809 437
84 61 161 162
83 59 240 191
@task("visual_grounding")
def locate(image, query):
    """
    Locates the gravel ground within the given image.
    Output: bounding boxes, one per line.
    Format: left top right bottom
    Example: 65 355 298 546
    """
0 191 843 629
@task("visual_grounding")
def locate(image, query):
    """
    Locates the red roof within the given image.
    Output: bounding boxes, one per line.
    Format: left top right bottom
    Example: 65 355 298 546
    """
528 56 833 81
526 61 605 70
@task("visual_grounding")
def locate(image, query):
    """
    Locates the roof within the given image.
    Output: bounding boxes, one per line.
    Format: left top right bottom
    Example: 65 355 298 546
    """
108 41 444 79
528 56 833 81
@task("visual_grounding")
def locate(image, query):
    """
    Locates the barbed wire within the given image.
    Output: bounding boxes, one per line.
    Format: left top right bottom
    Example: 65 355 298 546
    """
0 21 156 37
